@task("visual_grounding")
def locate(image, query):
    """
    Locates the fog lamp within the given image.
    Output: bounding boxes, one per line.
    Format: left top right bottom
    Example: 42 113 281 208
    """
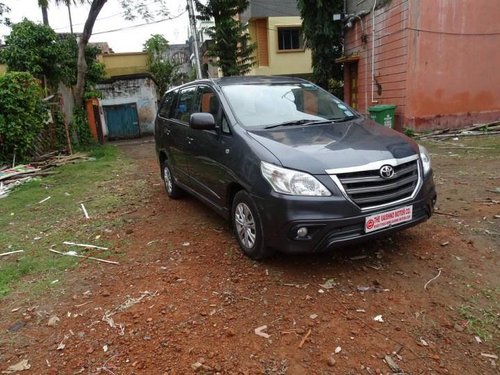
297 227 308 238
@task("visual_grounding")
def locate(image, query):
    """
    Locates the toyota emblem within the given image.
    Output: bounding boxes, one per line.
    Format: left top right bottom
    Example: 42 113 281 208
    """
379 165 395 179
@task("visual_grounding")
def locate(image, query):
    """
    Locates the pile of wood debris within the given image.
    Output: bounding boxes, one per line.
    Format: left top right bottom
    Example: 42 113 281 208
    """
0 152 91 198
415 121 500 140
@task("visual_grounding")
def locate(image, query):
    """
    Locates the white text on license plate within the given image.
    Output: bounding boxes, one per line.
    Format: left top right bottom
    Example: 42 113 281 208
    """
364 206 413 233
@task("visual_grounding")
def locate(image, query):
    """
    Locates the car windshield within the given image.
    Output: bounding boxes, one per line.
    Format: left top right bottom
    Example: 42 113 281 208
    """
221 82 357 128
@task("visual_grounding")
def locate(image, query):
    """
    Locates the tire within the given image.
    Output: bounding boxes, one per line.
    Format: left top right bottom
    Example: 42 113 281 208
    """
231 190 273 260
161 159 183 199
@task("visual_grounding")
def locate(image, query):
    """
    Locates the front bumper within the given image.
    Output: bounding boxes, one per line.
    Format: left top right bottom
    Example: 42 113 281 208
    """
253 175 436 254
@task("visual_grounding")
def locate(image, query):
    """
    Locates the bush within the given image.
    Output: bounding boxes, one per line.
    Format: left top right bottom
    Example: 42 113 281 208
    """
0 72 48 162
72 107 94 147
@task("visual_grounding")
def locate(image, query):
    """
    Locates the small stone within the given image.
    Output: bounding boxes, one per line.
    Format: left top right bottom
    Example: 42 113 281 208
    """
454 323 465 332
47 316 60 327
327 356 336 367
335 346 342 354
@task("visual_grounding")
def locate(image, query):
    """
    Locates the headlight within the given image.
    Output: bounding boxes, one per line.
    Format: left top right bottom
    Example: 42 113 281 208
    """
418 145 432 175
261 161 331 196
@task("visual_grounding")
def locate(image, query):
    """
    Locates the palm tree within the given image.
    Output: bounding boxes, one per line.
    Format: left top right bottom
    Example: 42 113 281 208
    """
37 0 83 27
38 0 49 25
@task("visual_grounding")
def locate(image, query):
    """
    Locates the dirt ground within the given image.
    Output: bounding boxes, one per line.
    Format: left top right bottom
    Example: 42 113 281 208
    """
1 136 498 375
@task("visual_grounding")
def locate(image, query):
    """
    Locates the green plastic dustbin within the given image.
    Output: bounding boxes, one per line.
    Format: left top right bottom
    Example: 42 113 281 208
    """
368 104 396 128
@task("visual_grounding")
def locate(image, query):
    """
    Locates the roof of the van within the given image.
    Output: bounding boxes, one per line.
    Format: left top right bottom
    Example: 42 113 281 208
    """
203 76 308 86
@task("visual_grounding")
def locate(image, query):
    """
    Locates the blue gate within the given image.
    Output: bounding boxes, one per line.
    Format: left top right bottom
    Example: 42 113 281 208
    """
103 103 140 139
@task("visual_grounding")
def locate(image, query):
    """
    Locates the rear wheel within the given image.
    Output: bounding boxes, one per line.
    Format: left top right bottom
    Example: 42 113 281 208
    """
161 159 183 199
232 191 273 260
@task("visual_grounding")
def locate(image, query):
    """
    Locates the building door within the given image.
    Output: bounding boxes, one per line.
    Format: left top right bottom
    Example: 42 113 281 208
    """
348 62 358 110
103 103 140 139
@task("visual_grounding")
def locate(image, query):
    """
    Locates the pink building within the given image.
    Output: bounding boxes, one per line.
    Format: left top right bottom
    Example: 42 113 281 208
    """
339 0 500 131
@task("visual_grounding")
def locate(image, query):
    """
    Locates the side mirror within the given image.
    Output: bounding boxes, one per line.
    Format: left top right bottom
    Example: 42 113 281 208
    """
189 112 216 130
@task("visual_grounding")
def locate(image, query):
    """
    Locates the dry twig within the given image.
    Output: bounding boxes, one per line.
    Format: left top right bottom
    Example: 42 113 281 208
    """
424 268 443 290
49 248 118 265
298 329 312 348
0 250 25 257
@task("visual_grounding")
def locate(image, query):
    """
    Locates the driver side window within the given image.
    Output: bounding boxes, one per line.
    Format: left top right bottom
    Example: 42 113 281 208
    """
194 86 231 134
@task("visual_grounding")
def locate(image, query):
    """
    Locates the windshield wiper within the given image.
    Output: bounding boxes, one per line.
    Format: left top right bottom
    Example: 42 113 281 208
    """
330 115 357 123
264 119 332 129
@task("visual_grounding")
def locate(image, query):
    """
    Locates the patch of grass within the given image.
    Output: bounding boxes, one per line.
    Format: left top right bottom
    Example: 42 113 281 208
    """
403 128 416 138
457 287 499 343
0 144 139 298
458 304 498 342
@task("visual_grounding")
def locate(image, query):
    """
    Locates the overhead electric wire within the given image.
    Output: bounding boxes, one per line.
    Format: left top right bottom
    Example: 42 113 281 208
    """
87 10 187 36
51 0 180 32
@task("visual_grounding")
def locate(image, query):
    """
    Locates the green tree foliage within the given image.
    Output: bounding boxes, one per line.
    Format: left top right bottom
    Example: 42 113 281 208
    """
143 34 178 96
0 20 61 87
0 72 48 162
297 0 343 92
195 0 255 76
0 20 105 95
0 2 10 26
57 35 106 95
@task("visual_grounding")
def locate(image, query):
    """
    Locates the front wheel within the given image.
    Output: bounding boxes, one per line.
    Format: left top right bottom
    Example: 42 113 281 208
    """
231 191 273 260
161 160 183 199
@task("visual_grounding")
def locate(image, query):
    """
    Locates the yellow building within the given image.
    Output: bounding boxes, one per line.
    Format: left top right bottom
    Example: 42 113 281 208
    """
97 52 148 78
242 1 312 77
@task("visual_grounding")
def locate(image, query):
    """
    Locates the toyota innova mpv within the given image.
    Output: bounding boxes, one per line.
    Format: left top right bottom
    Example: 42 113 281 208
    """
154 76 436 259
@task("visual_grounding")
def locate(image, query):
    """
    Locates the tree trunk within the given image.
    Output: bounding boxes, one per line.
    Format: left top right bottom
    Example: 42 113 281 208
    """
73 0 107 107
41 6 49 26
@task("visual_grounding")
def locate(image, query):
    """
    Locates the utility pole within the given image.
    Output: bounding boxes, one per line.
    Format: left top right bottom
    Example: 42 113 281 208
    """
187 0 203 79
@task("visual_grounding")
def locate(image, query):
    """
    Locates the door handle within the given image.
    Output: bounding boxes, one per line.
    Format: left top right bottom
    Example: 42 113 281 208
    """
164 128 171 135
187 136 194 142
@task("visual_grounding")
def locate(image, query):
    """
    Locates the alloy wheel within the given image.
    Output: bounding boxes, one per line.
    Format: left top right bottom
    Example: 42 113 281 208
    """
234 202 256 249
163 165 173 194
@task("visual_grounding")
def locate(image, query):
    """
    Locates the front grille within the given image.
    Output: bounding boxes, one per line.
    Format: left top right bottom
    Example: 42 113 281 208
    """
335 160 420 209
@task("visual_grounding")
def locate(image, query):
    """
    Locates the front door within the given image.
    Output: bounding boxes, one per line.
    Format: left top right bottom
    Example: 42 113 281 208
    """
187 86 233 207
103 103 140 139
168 86 197 184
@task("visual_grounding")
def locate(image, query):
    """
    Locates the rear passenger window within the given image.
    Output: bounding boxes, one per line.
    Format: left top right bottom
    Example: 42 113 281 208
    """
174 87 197 123
158 91 175 118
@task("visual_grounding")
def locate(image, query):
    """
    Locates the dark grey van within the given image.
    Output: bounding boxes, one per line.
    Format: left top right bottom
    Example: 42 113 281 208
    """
154 76 436 259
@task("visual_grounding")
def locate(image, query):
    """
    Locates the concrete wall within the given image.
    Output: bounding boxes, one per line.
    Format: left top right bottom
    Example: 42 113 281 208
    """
99 52 148 78
57 83 75 126
405 0 500 129
343 0 500 130
248 16 313 76
97 76 158 135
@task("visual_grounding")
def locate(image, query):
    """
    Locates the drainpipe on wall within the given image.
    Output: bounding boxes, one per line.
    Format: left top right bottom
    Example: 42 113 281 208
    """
371 0 378 103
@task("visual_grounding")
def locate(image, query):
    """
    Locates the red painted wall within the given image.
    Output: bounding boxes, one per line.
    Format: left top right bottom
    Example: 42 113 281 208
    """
405 0 500 129
343 0 500 130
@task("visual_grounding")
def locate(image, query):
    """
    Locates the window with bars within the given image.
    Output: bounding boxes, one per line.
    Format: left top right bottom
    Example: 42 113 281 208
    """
277 27 304 51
